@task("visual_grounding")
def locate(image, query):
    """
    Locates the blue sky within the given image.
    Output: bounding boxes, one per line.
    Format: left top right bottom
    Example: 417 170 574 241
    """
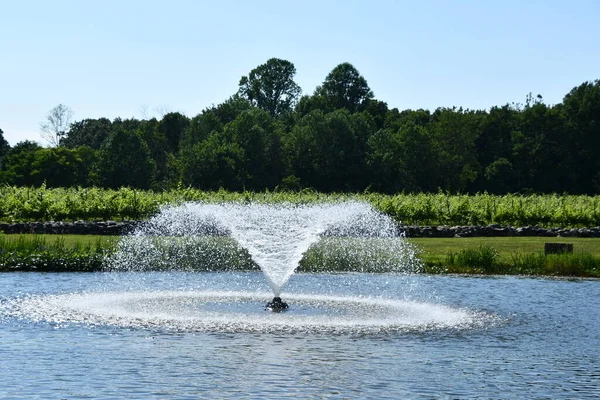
1 0 599 145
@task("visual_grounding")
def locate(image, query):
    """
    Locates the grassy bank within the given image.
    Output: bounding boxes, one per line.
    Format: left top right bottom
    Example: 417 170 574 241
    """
1 234 599 277
411 237 600 277
0 235 117 272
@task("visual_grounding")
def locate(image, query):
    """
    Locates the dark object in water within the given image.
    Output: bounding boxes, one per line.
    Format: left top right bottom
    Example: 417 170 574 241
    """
266 296 289 312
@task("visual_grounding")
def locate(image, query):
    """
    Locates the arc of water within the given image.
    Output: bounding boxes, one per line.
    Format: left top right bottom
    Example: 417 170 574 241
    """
108 201 408 298
211 204 331 296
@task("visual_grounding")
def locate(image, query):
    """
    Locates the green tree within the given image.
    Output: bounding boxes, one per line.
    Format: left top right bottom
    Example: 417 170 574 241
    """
562 80 600 193
29 147 97 187
157 112 190 154
96 127 155 189
467 105 520 192
61 118 112 149
210 95 254 125
111 117 144 135
177 97 258 189
71 146 98 186
293 93 328 118
484 157 516 194
511 99 569 193
182 111 223 149
366 128 405 193
222 108 284 190
362 99 389 130
0 143 95 187
179 133 243 190
0 141 42 185
398 124 440 192
314 62 374 113
0 128 9 168
134 118 171 188
476 105 518 167
429 107 483 192
367 123 438 193
283 109 374 191
181 96 251 149
384 108 431 131
238 58 301 117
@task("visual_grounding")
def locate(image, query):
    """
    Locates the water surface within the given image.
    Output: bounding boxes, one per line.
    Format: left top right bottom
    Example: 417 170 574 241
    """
1 272 598 399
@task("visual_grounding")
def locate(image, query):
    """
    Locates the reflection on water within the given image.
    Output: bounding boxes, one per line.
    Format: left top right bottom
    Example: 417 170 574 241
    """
1 272 599 399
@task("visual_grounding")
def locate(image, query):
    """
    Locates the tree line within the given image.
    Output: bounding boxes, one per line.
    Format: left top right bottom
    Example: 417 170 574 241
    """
1 58 599 194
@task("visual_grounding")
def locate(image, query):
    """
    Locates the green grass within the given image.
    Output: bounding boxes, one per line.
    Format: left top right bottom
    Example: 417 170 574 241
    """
0 234 117 272
0 234 120 248
409 237 600 263
410 237 600 277
2 234 600 277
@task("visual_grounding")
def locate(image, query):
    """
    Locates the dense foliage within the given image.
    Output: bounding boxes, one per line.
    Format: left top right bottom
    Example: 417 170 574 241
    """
439 244 600 277
0 235 111 272
1 186 600 228
1 58 599 195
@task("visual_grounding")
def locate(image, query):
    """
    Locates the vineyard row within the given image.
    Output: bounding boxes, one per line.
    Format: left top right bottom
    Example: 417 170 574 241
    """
1 186 599 228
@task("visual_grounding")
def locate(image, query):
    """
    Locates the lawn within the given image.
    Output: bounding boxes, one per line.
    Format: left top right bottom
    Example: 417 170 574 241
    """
409 237 600 264
1 234 599 277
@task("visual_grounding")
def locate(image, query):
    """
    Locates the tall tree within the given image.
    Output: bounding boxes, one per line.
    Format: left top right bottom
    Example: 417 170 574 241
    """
562 80 600 193
367 123 438 193
283 109 374 191
222 108 283 190
429 107 483 192
511 100 569 193
181 108 283 191
314 62 374 113
157 112 190 154
238 58 302 117
484 157 516 194
96 127 155 189
384 108 431 131
177 97 252 186
362 99 389 130
27 146 97 187
0 128 9 168
475 105 518 168
61 118 112 149
136 118 169 188
0 141 42 185
470 105 519 192
40 104 74 147
179 134 243 191
181 96 252 149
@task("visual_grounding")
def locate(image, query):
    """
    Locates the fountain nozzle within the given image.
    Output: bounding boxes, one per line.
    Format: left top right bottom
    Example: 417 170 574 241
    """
266 297 289 312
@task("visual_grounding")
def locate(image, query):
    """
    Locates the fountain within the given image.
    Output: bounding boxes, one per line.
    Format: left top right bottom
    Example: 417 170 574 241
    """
3 201 487 334
265 296 288 312
107 201 422 311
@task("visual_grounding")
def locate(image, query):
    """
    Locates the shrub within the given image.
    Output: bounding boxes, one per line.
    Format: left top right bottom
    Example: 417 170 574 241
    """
446 245 500 273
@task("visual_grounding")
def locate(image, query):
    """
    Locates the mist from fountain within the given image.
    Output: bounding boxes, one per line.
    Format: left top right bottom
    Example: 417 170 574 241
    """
107 201 421 297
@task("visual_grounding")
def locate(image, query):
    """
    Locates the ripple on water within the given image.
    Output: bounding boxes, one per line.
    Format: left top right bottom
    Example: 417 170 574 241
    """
1 290 499 334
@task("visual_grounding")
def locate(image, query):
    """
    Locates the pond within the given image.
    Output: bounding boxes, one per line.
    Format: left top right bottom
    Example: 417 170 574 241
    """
1 271 598 399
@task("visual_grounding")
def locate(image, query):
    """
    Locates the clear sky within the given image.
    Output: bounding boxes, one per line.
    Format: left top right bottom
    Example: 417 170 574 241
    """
1 0 599 145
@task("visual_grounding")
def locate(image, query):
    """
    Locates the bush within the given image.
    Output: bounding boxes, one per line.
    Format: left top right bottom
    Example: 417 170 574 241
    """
0 235 113 272
446 245 500 273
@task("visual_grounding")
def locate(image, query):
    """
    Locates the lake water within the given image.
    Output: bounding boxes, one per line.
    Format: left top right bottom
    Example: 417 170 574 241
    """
1 271 598 399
